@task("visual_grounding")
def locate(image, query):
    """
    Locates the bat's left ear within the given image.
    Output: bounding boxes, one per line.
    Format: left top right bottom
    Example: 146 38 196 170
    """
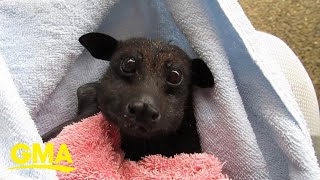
79 32 118 61
191 58 214 88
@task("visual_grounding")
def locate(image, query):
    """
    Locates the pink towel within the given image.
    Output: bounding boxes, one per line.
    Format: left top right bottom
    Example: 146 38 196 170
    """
49 113 229 179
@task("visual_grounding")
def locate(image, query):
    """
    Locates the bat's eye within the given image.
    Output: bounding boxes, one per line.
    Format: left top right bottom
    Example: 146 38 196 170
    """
121 57 136 74
167 69 183 85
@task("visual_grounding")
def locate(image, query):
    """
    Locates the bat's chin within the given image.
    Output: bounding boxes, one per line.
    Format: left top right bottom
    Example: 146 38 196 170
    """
100 109 155 138
100 107 182 139
118 116 162 139
120 123 163 139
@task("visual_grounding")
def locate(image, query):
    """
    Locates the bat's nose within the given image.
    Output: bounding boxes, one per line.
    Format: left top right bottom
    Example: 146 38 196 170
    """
126 99 160 124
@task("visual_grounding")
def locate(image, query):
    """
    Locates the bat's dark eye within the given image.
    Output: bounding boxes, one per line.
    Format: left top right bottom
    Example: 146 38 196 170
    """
121 58 136 74
167 69 183 85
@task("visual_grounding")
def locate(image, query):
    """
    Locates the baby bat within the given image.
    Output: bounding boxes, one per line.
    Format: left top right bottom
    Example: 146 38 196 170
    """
42 33 214 161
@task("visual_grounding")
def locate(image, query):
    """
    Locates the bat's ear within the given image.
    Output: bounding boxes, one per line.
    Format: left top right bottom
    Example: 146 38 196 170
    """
191 58 214 88
79 32 118 61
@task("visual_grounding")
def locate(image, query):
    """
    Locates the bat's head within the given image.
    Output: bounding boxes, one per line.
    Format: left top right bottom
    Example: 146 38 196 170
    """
79 33 214 138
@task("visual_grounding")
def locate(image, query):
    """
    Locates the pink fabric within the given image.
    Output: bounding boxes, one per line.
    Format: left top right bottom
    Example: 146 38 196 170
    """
50 113 229 179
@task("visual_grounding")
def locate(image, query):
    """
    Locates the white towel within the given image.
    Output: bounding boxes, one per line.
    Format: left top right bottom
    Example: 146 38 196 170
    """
0 0 319 179
0 54 57 179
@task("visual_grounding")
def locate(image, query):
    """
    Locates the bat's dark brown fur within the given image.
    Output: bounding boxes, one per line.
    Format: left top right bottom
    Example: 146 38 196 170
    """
42 33 214 161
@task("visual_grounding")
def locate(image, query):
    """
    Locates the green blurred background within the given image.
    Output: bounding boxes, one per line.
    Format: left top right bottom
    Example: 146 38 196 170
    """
239 0 320 162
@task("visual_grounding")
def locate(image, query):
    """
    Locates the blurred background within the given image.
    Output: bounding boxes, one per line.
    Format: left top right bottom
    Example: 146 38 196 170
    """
239 0 320 162
239 0 319 104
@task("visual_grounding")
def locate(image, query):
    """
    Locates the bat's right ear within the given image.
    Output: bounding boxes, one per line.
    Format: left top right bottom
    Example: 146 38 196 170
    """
191 58 214 88
79 32 118 61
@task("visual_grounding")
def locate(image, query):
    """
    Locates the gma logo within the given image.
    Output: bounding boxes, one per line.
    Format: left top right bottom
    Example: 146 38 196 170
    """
8 143 75 173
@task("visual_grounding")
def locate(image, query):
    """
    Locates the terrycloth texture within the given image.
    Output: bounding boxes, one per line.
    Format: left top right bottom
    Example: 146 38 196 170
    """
50 113 229 179
0 0 319 179
0 54 57 179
